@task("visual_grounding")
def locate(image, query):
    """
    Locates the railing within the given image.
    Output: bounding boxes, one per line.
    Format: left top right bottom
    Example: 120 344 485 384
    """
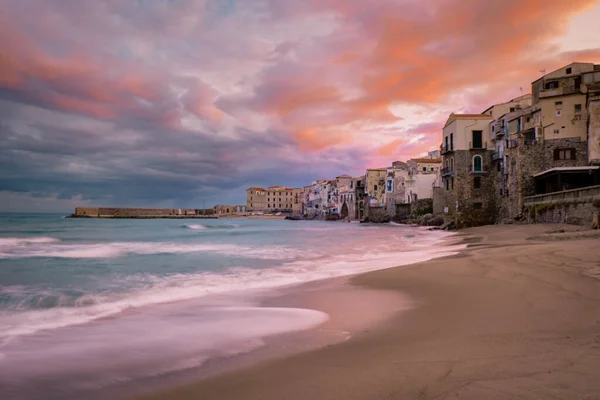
524 184 600 206
441 167 453 176
469 141 487 150
441 144 454 154
492 151 502 161
539 85 581 99
509 139 519 148
524 138 537 146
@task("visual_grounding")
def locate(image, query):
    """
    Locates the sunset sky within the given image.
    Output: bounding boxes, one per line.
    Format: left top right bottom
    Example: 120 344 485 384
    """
1 0 600 211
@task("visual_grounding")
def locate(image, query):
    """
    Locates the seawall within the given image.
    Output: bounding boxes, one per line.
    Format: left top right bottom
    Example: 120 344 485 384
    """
69 207 217 219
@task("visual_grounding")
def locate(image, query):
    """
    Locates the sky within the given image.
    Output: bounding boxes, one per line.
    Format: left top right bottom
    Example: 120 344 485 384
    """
1 0 600 212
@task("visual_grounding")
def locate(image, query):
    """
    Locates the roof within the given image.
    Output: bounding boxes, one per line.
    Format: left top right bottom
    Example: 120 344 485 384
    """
247 187 265 191
444 113 493 128
533 166 599 178
481 94 532 114
366 168 387 171
531 62 599 83
410 158 441 163
336 174 352 178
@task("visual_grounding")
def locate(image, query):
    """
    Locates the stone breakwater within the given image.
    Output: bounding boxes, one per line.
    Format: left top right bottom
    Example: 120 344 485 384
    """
68 207 217 219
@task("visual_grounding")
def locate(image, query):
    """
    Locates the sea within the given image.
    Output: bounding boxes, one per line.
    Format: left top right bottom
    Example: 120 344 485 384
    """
0 213 458 399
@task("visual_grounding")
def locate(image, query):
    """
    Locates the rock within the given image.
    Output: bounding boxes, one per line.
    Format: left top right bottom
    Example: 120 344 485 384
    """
440 220 456 230
427 215 444 226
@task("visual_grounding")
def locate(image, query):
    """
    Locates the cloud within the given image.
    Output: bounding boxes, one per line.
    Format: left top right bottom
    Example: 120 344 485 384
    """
1 0 600 210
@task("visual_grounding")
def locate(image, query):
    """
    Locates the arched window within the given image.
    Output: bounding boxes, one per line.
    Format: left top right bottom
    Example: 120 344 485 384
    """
473 155 482 172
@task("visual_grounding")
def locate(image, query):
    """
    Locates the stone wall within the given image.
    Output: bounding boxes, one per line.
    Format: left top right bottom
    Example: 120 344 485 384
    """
364 206 390 223
442 149 497 228
588 96 600 164
527 200 600 226
411 198 433 215
73 207 215 218
432 187 444 215
504 137 588 219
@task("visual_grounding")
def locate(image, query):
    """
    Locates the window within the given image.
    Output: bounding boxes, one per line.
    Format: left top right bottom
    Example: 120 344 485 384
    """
450 133 454 150
374 185 378 191
473 177 481 189
509 107 515 112
554 148 576 160
556 109 562 117
430 167 434 171
445 179 449 191
575 104 582 113
566 67 572 74
546 81 559 90
422 167 426 172
472 130 483 148
554 129 560 134
451 178 454 190
473 202 483 210
444 136 448 150
555 101 562 106
497 162 501 172
473 155 483 172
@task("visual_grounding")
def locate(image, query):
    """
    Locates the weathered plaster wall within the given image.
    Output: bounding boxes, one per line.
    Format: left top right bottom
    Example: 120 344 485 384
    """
589 98 600 164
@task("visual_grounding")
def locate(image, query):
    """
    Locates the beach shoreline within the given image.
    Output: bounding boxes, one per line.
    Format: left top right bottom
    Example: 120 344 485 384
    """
139 223 600 400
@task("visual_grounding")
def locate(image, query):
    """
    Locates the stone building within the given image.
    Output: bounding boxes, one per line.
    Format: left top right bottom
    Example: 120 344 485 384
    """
246 186 302 213
440 113 496 227
585 68 600 164
214 205 246 215
384 161 409 217
354 176 366 220
488 63 599 220
407 157 442 175
363 168 387 220
246 187 267 212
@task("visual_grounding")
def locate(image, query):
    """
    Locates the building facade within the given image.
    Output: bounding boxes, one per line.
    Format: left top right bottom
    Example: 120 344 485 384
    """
440 114 496 227
246 186 302 213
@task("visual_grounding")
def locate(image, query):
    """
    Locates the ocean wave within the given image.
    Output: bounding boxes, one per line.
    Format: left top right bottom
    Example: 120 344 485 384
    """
0 238 462 339
0 237 296 260
183 224 241 230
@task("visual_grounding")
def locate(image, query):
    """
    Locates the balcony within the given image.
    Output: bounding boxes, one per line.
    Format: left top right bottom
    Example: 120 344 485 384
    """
524 138 538 146
538 85 581 99
469 141 487 150
492 151 502 161
492 121 505 137
440 144 454 155
509 139 519 148
441 167 453 177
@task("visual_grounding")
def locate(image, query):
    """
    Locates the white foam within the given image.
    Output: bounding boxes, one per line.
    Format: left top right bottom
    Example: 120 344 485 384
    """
0 235 462 339
0 239 297 260
185 224 206 230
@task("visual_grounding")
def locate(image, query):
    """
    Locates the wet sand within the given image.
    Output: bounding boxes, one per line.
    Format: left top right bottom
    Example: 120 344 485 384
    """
140 224 600 400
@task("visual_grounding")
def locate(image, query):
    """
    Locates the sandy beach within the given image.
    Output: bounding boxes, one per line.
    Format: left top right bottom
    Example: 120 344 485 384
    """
138 224 600 400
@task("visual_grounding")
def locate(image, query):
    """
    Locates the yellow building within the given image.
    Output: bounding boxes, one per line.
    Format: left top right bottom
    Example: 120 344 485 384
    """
246 187 267 212
408 157 442 175
364 168 387 207
246 186 303 213
531 62 594 141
